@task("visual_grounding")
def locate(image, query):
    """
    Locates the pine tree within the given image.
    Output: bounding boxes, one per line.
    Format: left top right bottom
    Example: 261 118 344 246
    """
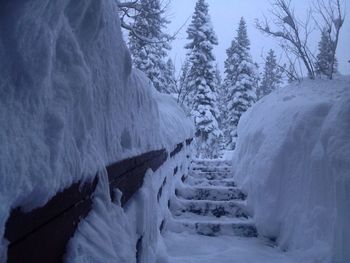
178 59 192 108
214 64 222 94
217 65 229 150
258 49 283 99
215 64 225 129
222 17 257 150
185 0 222 158
315 29 338 78
128 0 170 93
163 58 177 94
214 65 227 152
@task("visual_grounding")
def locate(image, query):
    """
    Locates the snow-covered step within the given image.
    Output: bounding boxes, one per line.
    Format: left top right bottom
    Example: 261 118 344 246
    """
185 177 237 187
168 217 257 237
192 160 232 167
176 186 246 201
170 198 249 218
169 158 258 239
172 211 250 222
189 171 233 180
191 166 231 173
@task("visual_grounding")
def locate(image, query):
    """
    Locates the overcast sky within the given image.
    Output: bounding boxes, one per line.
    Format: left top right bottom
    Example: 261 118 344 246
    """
167 0 350 76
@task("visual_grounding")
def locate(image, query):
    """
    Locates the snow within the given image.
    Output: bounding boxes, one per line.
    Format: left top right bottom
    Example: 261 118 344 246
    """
163 232 297 263
64 145 193 262
123 146 193 263
0 0 193 259
233 77 350 262
65 173 136 263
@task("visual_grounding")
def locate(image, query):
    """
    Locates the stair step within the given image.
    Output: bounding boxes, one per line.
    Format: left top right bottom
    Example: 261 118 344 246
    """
192 160 231 167
191 167 231 174
170 198 249 218
176 186 246 201
185 177 237 187
172 211 250 222
189 171 233 180
167 217 257 237
170 160 257 239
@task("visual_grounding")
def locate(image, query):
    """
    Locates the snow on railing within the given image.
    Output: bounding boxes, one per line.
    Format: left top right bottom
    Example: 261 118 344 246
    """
5 138 193 262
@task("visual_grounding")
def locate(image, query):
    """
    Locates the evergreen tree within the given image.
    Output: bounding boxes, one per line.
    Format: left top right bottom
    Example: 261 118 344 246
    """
214 64 222 94
222 17 257 150
215 64 225 129
258 49 283 99
214 65 228 152
128 0 170 93
178 59 192 109
185 0 222 158
315 29 338 78
163 58 177 94
217 66 229 150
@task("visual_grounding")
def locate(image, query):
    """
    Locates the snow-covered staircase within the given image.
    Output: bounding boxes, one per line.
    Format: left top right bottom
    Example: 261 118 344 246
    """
167 159 257 237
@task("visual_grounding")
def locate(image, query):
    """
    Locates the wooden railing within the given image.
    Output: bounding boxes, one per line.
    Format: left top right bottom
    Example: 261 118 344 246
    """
4 139 192 262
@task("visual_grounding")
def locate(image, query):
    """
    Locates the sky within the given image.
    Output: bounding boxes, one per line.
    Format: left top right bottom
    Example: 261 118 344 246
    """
166 0 350 76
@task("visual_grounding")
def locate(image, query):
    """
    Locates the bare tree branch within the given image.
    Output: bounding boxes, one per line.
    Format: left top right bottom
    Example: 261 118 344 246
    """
117 0 190 44
256 0 316 79
313 0 345 79
117 0 142 11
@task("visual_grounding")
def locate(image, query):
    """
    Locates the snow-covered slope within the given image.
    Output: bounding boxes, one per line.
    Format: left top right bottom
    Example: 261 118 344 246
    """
233 77 350 262
0 0 193 259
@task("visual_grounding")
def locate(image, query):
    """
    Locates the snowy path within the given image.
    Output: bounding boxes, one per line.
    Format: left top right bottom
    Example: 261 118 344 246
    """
163 159 297 262
163 232 296 263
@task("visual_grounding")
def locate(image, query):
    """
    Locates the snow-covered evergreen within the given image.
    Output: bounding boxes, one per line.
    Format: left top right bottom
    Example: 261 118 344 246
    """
215 64 224 124
222 17 257 150
215 65 228 151
128 0 170 93
163 58 178 94
178 59 192 110
315 29 338 78
214 64 223 99
185 0 222 158
258 49 283 99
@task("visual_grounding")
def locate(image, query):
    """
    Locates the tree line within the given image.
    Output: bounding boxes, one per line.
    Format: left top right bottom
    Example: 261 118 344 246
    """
117 0 345 158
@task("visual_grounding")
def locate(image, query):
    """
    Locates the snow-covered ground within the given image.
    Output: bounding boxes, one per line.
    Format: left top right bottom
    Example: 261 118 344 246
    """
162 158 297 263
163 232 297 263
233 77 350 262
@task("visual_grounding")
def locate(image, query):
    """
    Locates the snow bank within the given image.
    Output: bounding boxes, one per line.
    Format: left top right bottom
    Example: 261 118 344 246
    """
233 77 350 262
0 0 193 259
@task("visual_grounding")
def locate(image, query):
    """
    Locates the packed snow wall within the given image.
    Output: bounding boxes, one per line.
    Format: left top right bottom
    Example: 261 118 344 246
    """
0 0 194 261
233 78 350 263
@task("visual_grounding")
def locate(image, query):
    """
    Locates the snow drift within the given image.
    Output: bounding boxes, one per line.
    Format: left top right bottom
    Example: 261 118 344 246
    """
233 77 350 262
0 0 193 260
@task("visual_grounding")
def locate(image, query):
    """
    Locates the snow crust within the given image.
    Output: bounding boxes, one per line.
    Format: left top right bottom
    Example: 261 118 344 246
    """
233 77 350 262
0 0 193 259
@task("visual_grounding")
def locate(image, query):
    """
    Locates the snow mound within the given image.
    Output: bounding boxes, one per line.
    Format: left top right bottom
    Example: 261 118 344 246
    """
233 77 350 263
0 0 193 258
